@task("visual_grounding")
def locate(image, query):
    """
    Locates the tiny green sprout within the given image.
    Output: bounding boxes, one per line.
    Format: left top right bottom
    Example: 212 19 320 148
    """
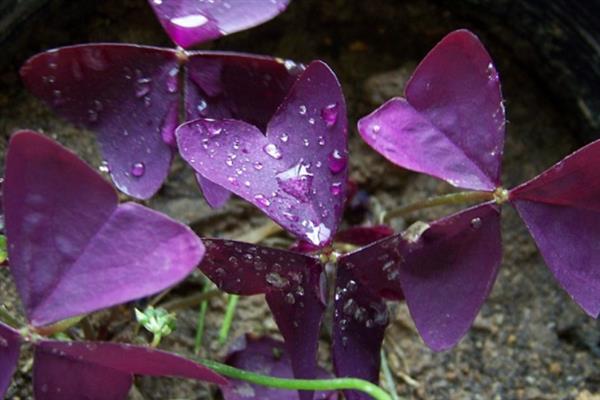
0 235 7 263
135 306 176 347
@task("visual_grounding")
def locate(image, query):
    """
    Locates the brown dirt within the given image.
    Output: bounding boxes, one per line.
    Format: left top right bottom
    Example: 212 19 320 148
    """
1 1 599 399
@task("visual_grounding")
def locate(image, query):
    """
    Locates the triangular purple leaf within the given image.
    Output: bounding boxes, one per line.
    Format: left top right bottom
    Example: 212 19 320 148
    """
195 173 231 208
0 322 20 398
3 131 204 327
33 340 226 399
20 44 180 199
148 0 290 49
222 335 337 400
178 61 348 246
332 263 389 400
398 203 502 351
358 29 505 191
185 52 301 206
510 139 600 317
199 238 324 397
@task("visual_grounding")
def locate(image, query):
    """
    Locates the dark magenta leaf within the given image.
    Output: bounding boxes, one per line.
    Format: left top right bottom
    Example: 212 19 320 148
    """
20 44 180 199
148 0 290 49
3 131 204 327
334 225 394 246
332 264 389 400
510 139 600 317
33 340 226 399
185 51 302 207
199 239 325 397
178 61 348 246
0 322 20 398
357 29 505 191
399 203 502 350
222 335 337 400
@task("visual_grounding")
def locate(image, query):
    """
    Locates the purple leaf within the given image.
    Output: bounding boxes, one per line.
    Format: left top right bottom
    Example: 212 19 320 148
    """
3 131 204 327
148 0 291 49
0 322 20 398
33 340 226 399
399 203 502 351
20 44 180 199
178 61 348 246
357 29 505 191
332 264 389 400
510 139 600 317
222 335 337 400
195 173 231 208
185 52 302 206
199 239 325 396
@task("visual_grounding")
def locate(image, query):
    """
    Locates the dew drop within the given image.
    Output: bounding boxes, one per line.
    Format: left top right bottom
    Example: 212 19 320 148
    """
284 293 296 304
328 149 347 174
135 75 152 98
197 99 208 113
263 143 282 159
266 272 289 289
298 105 307 115
253 161 263 170
308 117 315 125
276 161 314 202
470 217 482 229
171 14 208 28
371 124 381 135
321 103 339 127
98 160 110 173
317 136 325 146
330 182 343 196
254 194 271 207
305 221 331 246
166 67 178 93
131 162 145 177
279 133 289 143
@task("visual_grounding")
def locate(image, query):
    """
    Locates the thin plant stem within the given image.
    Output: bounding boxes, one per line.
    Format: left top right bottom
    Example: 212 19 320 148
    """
380 349 401 400
384 190 493 222
194 280 214 353
199 358 393 400
0 306 20 328
161 289 221 312
151 333 162 348
218 294 239 345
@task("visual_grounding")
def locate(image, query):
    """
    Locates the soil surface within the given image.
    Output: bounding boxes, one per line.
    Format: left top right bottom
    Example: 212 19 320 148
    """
1 1 599 399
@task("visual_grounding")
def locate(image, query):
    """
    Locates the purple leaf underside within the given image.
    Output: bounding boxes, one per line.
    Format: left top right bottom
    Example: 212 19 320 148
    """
3 131 204 327
222 335 337 400
148 0 291 49
33 340 226 400
357 29 505 191
332 263 389 400
0 322 21 398
20 44 180 199
199 239 325 399
21 44 301 203
510 139 600 317
178 61 348 246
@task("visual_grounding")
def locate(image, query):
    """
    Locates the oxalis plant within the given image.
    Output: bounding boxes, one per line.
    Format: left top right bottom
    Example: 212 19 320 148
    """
1 1 599 400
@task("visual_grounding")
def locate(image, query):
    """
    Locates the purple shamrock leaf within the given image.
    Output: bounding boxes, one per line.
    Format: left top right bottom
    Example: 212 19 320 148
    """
3 131 204 327
178 61 348 246
344 203 502 351
0 322 20 398
20 44 180 199
21 46 301 202
222 335 337 400
358 29 505 191
33 340 226 399
199 239 324 400
148 0 290 49
509 139 600 317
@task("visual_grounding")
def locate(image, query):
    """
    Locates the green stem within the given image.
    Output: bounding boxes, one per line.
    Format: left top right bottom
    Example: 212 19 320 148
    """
218 294 239 345
0 306 20 328
199 358 392 400
384 190 493 222
194 281 213 353
151 333 162 348
380 349 401 400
